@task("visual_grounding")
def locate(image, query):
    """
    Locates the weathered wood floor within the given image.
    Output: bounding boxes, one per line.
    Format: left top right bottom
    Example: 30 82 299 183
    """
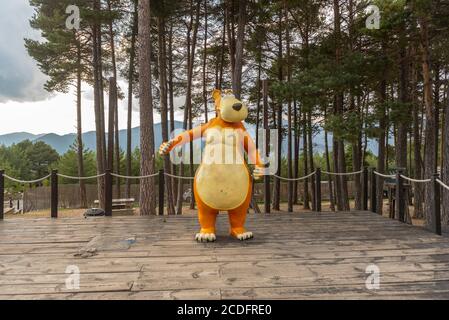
1 211 449 300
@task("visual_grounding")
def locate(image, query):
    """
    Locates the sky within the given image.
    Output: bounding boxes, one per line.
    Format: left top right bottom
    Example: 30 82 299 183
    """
0 0 187 136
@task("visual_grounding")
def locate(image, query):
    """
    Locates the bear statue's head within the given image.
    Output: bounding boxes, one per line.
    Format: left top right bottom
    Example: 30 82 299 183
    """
212 89 248 123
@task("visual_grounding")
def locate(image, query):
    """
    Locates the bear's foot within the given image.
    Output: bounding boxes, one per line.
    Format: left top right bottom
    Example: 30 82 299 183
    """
195 232 216 243
230 228 254 241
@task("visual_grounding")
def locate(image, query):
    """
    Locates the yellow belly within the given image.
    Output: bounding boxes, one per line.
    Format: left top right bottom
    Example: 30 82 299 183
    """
195 163 250 211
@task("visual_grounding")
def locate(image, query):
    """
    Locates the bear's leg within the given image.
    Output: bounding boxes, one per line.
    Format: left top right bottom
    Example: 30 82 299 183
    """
195 187 218 242
228 189 253 240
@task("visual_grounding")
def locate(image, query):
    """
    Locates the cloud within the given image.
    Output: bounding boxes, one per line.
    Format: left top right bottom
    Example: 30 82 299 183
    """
0 0 49 103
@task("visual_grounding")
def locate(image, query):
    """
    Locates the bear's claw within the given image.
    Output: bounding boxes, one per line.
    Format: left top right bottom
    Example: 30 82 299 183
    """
236 232 253 241
195 233 216 242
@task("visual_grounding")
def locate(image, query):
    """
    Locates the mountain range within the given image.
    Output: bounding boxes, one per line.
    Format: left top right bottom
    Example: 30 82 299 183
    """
0 121 379 156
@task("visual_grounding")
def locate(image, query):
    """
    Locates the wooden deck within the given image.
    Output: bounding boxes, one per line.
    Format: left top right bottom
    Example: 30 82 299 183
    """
1 211 449 300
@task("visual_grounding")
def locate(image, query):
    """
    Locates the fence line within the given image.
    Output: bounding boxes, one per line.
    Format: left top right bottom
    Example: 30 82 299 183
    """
399 175 431 184
3 174 51 184
321 169 363 176
1 167 448 236
437 178 449 192
57 173 106 180
273 171 316 182
373 171 395 179
163 172 195 180
110 172 159 180
369 168 446 236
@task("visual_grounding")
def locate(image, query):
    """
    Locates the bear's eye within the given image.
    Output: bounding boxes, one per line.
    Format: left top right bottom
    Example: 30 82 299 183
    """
232 103 242 111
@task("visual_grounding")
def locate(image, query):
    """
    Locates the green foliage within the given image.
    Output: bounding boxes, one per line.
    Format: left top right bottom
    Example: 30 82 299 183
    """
0 140 59 190
25 0 94 93
57 144 97 184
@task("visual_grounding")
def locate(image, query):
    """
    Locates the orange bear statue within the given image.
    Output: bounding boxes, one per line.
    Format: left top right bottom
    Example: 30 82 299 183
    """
159 89 266 242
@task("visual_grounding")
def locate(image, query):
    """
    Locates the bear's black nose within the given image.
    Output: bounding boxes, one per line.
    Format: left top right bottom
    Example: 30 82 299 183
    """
232 103 242 111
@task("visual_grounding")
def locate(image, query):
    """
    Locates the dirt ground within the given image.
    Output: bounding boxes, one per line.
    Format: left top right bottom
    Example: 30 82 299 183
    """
5 199 426 226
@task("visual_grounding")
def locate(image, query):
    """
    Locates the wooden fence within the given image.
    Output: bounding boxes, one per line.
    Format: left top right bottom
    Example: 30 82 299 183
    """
0 167 446 235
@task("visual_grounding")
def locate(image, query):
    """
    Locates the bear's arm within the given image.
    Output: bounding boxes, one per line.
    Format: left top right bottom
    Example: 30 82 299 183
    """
239 124 265 167
166 122 211 152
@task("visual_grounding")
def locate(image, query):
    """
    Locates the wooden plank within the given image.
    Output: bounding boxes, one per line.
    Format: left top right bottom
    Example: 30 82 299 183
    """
1 211 449 299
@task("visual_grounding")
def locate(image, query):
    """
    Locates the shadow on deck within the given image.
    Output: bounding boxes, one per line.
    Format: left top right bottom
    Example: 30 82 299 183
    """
1 211 449 300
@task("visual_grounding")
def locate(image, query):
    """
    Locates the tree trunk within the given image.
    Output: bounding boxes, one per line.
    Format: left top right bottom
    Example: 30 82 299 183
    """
76 41 87 208
168 22 177 202
177 0 201 214
202 0 208 121
188 0 201 210
376 79 387 215
332 0 349 211
92 0 106 209
324 109 335 211
286 7 293 213
217 10 226 90
419 16 437 227
232 0 246 98
107 0 121 199
293 101 300 205
107 77 116 178
302 111 310 209
126 1 138 199
226 1 235 84
157 16 175 216
442 82 449 225
411 46 424 218
273 6 283 211
138 0 156 215
397 38 409 172
307 111 316 211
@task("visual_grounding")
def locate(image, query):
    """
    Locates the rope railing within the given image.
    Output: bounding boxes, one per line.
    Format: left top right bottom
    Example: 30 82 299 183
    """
1 166 447 235
110 172 159 179
373 171 395 179
400 175 431 184
273 171 316 182
57 173 106 180
436 178 449 192
321 169 364 176
3 174 51 184
163 172 195 180
368 168 445 235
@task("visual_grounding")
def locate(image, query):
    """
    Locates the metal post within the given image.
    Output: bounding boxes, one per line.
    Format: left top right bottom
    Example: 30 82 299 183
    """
105 169 113 217
431 173 442 235
158 169 165 216
0 170 4 220
370 168 377 213
50 170 58 218
362 167 368 211
315 168 322 212
396 169 405 222
262 80 270 214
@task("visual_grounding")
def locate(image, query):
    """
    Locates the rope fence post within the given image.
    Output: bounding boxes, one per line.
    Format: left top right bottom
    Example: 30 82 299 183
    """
431 173 442 235
0 169 4 220
315 168 321 212
395 168 405 222
262 79 270 214
370 168 377 213
104 169 113 217
50 169 58 219
159 169 165 216
362 167 368 211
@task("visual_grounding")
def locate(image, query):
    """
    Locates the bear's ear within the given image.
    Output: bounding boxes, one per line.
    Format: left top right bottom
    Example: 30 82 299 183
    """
212 89 221 110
